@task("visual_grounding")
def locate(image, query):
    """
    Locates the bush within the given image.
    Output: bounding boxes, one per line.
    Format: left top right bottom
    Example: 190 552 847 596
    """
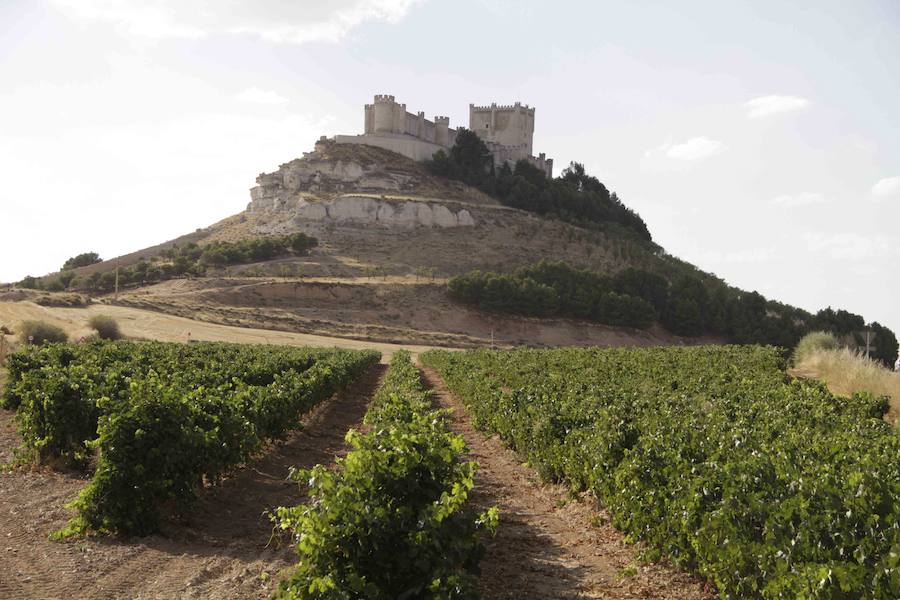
62 252 102 270
87 315 121 340
794 330 840 363
18 320 67 345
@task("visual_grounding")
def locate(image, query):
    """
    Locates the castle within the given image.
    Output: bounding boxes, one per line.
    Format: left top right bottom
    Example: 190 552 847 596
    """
333 94 553 177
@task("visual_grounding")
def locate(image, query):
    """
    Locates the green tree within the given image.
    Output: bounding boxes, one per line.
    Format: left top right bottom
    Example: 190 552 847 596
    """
62 252 102 270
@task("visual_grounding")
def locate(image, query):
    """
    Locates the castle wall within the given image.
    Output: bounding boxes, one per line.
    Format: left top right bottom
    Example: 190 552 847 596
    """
336 95 544 174
334 134 448 162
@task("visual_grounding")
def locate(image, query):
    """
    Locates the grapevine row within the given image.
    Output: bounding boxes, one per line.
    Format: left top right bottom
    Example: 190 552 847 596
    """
422 346 899 598
272 351 497 599
3 340 379 535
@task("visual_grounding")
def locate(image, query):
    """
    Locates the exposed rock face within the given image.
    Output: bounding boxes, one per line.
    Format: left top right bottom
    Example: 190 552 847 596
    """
295 197 474 228
247 141 475 228
249 158 406 209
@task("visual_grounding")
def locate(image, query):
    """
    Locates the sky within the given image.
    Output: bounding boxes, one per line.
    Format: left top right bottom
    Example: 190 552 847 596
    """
1 0 898 333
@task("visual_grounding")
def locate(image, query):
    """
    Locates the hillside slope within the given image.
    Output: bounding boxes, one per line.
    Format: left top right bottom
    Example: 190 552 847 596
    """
10 139 888 357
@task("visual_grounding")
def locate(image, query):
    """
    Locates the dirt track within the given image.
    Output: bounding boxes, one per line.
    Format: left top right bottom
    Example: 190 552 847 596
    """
0 364 385 600
420 367 714 600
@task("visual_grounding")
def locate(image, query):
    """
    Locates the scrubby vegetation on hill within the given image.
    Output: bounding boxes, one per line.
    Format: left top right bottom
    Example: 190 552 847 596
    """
426 129 651 241
17 233 317 295
449 261 899 362
61 252 102 270
450 262 658 329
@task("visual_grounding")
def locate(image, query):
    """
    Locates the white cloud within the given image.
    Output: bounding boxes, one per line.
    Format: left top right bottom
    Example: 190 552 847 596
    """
802 232 900 261
871 176 900 199
651 136 723 161
744 95 810 119
770 192 826 207
51 0 422 43
236 86 289 105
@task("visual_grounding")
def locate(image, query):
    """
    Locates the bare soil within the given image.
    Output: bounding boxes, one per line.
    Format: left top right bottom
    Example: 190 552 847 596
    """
108 276 722 350
0 364 385 600
0 301 439 362
420 366 715 600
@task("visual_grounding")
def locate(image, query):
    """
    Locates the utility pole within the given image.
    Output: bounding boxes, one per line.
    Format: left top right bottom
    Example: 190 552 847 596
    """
858 326 876 359
114 256 119 301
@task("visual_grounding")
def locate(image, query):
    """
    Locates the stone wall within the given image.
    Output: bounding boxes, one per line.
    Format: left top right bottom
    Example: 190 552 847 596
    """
333 133 448 162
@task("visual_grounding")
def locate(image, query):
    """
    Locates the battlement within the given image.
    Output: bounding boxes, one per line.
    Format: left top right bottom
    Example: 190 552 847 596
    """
339 93 552 177
469 101 534 114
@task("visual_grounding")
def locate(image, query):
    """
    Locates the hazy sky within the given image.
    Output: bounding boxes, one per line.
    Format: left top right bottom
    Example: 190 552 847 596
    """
2 0 898 332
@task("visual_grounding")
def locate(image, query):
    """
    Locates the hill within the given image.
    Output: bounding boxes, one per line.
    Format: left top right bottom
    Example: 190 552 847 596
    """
6 138 897 362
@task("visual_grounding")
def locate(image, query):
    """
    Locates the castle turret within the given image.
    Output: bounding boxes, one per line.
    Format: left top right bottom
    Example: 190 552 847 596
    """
373 94 397 134
416 111 426 139
434 116 450 147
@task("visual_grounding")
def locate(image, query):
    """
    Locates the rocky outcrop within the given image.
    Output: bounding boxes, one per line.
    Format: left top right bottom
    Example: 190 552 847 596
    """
247 141 475 228
294 196 474 228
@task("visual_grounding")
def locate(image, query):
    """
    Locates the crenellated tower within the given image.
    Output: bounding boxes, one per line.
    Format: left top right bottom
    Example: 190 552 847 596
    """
469 101 535 156
337 94 551 176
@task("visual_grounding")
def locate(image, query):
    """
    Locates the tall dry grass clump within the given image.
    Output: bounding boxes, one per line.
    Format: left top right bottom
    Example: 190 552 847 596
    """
794 332 900 425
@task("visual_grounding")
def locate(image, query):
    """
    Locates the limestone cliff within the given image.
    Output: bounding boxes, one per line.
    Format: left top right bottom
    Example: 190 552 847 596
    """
247 139 481 229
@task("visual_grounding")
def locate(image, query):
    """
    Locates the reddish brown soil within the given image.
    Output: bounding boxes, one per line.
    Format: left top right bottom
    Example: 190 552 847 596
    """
0 365 385 600
420 366 715 600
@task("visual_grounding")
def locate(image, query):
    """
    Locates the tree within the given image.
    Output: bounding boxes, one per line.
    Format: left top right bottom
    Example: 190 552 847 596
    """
868 322 899 368
62 252 102 270
663 276 709 336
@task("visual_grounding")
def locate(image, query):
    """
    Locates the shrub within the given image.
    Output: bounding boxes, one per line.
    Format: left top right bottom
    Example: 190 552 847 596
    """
18 320 67 345
87 315 121 340
62 252 102 270
794 330 840 363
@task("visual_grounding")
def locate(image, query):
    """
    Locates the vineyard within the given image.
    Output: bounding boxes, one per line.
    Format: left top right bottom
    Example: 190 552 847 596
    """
422 346 900 598
273 351 496 598
2 340 379 536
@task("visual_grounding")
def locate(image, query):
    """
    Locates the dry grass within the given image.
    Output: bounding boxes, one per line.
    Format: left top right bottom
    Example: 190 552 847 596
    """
795 347 900 425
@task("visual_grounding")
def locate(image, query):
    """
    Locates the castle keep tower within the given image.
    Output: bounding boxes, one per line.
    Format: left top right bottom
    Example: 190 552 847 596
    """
337 94 552 177
469 102 535 156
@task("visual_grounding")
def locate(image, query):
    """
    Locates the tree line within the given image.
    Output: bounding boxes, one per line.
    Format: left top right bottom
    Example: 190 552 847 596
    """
425 129 651 241
17 233 317 294
448 260 899 365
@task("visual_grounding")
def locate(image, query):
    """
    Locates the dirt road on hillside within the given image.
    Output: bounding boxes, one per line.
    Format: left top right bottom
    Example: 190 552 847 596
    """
0 301 440 361
0 365 385 600
420 367 714 600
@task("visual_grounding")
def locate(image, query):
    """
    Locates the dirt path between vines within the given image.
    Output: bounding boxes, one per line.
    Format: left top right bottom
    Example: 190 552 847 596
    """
420 367 715 600
0 364 385 600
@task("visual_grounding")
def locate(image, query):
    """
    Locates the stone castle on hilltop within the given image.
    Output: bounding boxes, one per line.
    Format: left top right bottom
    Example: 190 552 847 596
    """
334 94 553 177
